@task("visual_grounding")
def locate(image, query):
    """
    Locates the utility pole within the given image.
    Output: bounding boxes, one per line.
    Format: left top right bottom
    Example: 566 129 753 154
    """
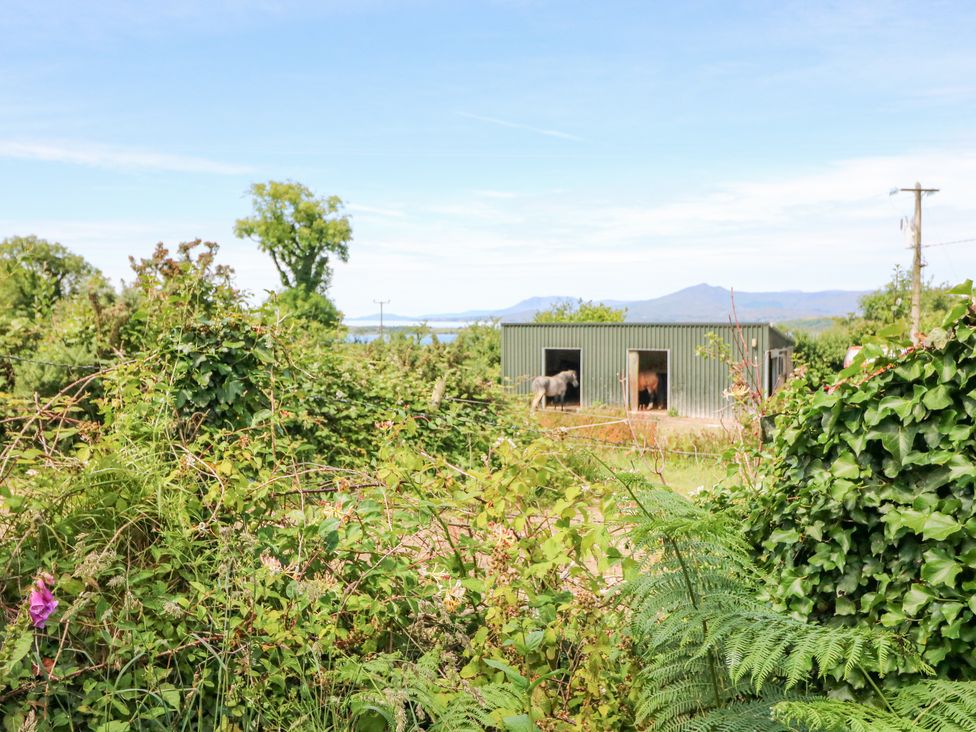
373 299 390 340
898 182 939 345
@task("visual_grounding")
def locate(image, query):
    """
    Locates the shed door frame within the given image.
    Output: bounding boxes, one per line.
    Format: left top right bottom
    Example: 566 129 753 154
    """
541 347 583 406
766 348 792 396
626 348 671 412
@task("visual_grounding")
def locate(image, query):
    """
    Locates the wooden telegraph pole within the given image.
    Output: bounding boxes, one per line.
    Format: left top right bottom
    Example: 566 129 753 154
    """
373 299 390 340
899 182 939 345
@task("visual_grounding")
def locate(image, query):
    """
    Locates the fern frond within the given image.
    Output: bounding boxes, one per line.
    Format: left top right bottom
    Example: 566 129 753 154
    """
891 680 976 731
621 482 927 731
773 698 909 732
773 681 976 732
680 694 797 732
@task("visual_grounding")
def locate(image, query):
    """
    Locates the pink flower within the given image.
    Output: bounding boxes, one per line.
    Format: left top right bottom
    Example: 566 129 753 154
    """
29 578 58 629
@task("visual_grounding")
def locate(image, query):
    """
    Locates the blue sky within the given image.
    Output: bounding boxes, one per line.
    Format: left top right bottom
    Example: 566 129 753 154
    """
2 1 976 316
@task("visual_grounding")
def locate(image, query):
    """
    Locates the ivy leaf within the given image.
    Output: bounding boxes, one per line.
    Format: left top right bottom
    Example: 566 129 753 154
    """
830 453 860 480
883 508 962 541
874 421 918 464
918 511 962 540
922 385 953 411
903 585 936 616
921 549 963 587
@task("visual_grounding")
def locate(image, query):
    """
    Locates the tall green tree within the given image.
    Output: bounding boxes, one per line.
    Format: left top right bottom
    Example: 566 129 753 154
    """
0 235 96 317
234 180 352 295
533 298 627 323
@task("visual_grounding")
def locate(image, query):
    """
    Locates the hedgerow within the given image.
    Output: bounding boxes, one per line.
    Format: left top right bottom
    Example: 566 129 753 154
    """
732 286 976 679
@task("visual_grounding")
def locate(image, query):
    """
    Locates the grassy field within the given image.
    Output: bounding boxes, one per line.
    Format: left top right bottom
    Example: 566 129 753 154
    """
531 407 734 496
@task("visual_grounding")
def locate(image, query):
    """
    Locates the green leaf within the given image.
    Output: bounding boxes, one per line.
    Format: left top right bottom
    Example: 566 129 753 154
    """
523 629 545 652
159 685 182 709
250 408 273 426
882 508 962 541
4 629 32 671
484 658 528 688
903 585 935 616
502 714 536 732
921 549 962 587
922 385 953 410
948 280 974 295
873 421 918 465
830 453 860 480
94 723 130 732
460 577 485 594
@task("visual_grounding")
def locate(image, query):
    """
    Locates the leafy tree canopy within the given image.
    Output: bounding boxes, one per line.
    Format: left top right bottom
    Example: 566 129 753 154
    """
268 286 341 328
0 235 97 317
233 180 352 295
533 298 626 323
850 264 953 338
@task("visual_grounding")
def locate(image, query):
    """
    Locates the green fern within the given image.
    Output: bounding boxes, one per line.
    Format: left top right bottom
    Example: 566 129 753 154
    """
616 476 924 731
327 650 528 731
774 680 976 731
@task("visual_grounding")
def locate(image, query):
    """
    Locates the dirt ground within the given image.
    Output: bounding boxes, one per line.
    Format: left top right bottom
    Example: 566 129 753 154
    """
533 407 734 448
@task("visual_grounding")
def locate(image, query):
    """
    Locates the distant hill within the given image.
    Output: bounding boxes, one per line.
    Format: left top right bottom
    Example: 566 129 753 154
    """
346 284 867 324
620 284 866 323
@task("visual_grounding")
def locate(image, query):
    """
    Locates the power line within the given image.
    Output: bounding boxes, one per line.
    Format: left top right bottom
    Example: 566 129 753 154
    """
922 236 976 249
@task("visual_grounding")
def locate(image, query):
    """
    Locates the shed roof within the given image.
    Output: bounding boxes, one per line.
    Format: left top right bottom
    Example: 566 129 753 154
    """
501 321 794 346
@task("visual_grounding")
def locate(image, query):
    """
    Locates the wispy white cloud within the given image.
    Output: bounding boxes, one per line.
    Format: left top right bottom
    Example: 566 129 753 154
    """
456 112 583 142
0 140 251 175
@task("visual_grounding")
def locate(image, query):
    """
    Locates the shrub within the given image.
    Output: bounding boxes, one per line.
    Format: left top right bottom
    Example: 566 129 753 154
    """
734 289 976 677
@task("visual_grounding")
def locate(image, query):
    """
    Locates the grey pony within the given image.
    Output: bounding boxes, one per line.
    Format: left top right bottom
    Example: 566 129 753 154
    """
530 370 578 410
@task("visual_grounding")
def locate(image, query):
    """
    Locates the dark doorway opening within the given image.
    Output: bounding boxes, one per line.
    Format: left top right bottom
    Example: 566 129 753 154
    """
628 349 669 411
543 348 581 407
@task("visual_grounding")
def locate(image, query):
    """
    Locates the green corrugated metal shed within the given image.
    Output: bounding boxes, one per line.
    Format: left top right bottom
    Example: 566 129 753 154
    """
501 322 794 418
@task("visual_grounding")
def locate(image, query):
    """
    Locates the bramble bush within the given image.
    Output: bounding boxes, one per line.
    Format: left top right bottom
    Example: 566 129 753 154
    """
0 239 636 730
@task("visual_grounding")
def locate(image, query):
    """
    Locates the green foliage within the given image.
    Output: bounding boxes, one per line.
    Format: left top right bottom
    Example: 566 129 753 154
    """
781 268 956 391
0 237 109 395
852 265 953 340
789 327 851 386
730 288 976 679
450 320 502 378
533 299 626 323
619 475 923 731
774 680 976 731
234 180 352 295
0 426 630 729
0 238 635 729
267 286 342 327
0 235 96 318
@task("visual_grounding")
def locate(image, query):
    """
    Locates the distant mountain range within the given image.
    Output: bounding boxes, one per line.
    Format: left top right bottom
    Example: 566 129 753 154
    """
347 284 868 325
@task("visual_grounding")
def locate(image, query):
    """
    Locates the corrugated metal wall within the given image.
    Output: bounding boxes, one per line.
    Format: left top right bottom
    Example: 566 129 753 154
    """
501 323 782 418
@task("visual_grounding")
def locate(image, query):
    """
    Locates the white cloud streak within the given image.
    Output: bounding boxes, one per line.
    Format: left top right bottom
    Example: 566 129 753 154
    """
456 112 583 141
0 140 251 174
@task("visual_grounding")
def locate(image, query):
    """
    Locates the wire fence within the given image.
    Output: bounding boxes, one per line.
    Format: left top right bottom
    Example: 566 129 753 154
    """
0 354 103 371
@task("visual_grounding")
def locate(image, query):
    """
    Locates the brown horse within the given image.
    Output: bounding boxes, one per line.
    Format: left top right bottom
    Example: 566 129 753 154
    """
638 370 659 410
